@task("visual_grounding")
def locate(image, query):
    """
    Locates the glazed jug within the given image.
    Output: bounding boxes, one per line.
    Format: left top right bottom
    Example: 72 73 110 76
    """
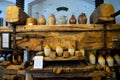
38 15 46 25
57 15 67 24
78 13 87 24
48 14 56 25
69 14 77 24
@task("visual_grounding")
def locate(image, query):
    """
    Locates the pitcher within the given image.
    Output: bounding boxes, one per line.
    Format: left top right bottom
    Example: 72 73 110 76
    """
57 15 67 24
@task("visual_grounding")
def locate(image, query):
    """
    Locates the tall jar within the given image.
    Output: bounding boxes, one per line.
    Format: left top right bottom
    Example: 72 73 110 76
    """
78 13 87 24
48 14 56 25
69 14 77 24
38 15 46 25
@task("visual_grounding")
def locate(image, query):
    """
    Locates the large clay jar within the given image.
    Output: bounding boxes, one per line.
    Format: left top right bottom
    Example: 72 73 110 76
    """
69 14 77 24
48 14 56 25
38 15 46 25
57 15 67 24
78 13 87 24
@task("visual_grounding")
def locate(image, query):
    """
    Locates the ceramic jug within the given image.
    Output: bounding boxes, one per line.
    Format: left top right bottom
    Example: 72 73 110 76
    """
44 45 51 57
48 14 56 25
69 14 77 24
68 47 75 56
38 15 46 25
57 15 67 24
56 45 63 57
98 55 105 67
114 54 120 65
78 13 87 24
106 55 114 67
89 52 96 64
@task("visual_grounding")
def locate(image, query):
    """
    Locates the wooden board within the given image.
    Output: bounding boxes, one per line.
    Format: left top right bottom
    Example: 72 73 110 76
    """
6 6 29 24
90 3 115 24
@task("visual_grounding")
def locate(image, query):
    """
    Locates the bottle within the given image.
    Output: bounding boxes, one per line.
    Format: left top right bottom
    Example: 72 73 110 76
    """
78 13 87 24
69 14 77 24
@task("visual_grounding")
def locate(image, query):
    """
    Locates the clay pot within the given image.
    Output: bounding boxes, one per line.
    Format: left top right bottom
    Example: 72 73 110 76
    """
38 15 46 25
78 13 87 24
48 14 56 25
69 15 77 24
26 18 37 25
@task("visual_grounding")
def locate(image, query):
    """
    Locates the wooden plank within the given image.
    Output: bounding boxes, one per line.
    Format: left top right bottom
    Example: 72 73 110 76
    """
106 24 120 30
6 6 29 24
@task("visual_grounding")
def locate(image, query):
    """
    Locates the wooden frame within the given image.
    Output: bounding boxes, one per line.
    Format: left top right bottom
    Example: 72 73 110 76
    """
1 32 11 49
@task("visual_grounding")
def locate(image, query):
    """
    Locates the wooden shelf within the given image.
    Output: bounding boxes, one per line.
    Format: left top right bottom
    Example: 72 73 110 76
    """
17 24 103 32
43 56 85 61
0 24 103 32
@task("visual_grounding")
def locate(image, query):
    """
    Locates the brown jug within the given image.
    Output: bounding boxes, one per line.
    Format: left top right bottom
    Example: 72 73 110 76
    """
48 14 56 25
78 13 87 24
69 15 76 24
38 15 46 25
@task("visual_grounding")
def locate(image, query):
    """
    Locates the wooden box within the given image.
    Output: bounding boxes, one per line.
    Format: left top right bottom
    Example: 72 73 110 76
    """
90 4 115 23
6 6 29 24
